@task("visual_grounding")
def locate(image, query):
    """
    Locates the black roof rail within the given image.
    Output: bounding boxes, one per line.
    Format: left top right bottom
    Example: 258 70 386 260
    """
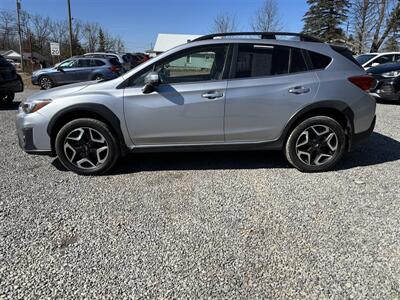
192 32 322 43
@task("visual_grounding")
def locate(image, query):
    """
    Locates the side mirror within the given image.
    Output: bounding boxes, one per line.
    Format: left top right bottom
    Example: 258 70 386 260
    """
57 66 64 72
371 62 380 67
142 72 160 94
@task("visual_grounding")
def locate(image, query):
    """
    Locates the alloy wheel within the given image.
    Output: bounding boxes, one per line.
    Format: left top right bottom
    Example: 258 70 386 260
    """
63 127 109 170
295 124 338 166
40 77 53 89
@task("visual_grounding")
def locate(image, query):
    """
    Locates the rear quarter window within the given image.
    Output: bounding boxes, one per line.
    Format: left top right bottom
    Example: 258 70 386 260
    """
109 58 122 66
91 59 106 67
307 51 332 70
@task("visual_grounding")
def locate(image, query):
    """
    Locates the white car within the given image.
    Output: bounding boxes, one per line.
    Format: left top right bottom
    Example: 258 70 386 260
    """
355 52 400 70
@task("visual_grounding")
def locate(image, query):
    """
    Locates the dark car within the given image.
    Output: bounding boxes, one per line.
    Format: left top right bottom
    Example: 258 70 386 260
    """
129 53 150 68
368 62 400 102
0 55 23 105
31 56 124 90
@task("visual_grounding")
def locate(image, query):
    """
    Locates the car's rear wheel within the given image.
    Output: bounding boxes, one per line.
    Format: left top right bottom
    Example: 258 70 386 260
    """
55 118 120 175
39 75 54 90
0 92 15 104
285 116 346 172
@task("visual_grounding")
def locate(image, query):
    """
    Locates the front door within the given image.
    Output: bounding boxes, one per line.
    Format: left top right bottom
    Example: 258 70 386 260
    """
123 44 230 146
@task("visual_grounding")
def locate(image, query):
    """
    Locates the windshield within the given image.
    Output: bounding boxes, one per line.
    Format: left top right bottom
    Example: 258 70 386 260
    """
355 54 376 65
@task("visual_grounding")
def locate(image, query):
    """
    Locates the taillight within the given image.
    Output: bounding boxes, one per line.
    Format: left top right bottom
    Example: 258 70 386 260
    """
109 66 120 73
348 75 375 91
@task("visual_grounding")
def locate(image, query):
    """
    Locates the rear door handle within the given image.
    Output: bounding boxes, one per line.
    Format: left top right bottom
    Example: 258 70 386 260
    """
201 91 224 99
288 86 310 95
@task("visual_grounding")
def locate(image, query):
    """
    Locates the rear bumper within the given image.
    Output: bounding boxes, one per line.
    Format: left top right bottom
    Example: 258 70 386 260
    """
0 76 23 94
351 115 376 147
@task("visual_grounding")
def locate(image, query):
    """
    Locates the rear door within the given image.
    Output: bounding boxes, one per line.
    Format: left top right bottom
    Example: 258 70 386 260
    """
72 59 93 82
225 43 319 142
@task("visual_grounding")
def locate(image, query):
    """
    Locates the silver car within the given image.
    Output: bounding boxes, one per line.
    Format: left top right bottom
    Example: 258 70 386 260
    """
16 32 376 175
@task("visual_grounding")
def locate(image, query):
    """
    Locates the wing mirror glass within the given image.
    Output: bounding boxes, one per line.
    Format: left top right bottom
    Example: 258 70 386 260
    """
142 72 160 94
371 62 380 67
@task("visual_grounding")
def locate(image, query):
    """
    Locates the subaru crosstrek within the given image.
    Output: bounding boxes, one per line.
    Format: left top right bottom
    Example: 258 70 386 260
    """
17 32 376 175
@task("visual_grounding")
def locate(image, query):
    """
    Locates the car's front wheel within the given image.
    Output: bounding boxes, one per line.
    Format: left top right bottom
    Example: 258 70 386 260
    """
285 116 346 172
55 118 120 175
39 75 54 90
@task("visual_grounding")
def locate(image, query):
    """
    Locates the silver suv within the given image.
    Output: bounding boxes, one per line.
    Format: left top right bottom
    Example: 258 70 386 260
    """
16 32 376 175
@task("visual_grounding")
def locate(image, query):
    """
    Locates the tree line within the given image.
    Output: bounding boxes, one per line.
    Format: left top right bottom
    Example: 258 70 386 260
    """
213 0 400 54
0 9 125 62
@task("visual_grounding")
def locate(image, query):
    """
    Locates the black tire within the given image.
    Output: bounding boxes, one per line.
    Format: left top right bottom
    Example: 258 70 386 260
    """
285 116 346 172
39 75 54 90
1 92 15 104
55 118 120 175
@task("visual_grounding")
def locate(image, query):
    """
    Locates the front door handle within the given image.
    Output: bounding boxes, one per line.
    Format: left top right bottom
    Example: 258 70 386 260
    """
201 91 224 99
288 86 310 95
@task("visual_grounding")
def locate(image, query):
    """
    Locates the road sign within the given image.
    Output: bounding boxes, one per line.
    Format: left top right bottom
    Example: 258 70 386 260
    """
50 42 60 56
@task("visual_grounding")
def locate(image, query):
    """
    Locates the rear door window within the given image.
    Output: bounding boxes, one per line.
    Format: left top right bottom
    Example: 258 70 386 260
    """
234 44 290 78
77 59 91 68
290 48 308 73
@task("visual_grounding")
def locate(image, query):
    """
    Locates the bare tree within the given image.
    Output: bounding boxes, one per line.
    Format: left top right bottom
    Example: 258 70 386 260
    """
370 0 400 52
0 11 16 50
350 0 377 53
31 14 52 53
252 0 283 32
212 13 237 33
82 22 100 52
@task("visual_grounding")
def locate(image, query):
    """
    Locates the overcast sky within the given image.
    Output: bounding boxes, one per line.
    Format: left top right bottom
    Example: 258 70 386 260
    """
1 0 308 52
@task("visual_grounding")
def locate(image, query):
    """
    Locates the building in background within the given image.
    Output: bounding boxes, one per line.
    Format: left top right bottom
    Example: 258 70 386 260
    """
148 33 201 56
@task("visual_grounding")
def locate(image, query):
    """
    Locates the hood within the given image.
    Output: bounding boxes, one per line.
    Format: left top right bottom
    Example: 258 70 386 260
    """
27 81 96 102
368 63 400 75
32 67 55 76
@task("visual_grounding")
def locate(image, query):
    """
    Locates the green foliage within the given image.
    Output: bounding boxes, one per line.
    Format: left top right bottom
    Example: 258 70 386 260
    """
303 0 351 42
383 35 400 52
98 28 106 52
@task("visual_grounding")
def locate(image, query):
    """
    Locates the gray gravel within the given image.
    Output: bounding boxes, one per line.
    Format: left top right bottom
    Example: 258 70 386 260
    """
1 90 399 299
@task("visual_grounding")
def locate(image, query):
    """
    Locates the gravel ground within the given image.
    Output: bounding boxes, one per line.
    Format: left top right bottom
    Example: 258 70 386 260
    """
1 90 399 299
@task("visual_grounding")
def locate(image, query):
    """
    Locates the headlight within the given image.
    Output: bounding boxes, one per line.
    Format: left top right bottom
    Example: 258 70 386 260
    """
20 99 52 114
381 71 400 78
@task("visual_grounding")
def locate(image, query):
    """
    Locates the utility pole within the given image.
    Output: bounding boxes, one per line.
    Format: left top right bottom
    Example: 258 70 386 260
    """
67 0 73 57
16 0 24 72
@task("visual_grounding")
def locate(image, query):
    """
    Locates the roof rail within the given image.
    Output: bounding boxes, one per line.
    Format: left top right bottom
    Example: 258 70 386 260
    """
192 32 322 43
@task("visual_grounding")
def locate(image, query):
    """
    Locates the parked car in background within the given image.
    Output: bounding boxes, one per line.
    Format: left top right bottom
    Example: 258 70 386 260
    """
0 55 23 105
32 56 124 90
83 52 132 71
368 62 400 102
355 52 400 70
17 32 376 175
129 53 150 68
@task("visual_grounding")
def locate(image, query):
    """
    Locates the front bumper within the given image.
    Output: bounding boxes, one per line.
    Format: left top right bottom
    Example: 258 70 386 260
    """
31 76 39 85
16 110 52 155
370 76 400 101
